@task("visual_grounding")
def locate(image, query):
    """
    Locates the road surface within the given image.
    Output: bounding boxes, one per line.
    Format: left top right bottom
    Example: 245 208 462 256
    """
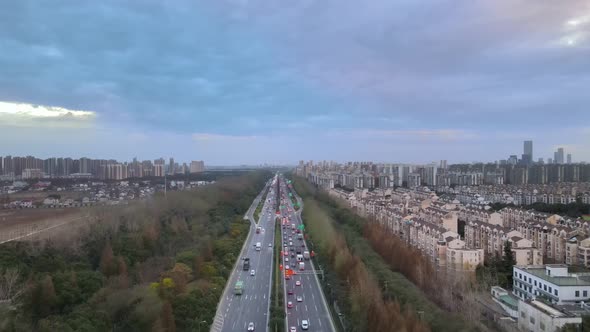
279 176 336 332
211 176 277 332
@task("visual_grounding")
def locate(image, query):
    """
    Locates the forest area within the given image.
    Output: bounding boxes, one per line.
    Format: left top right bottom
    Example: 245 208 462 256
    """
290 175 486 332
0 170 271 332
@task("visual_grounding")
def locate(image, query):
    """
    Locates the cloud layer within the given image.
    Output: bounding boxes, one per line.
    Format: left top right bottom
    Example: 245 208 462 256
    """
0 1 589 163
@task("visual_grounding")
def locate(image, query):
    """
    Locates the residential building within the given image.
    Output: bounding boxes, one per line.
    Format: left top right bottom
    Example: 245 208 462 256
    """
190 160 205 173
513 265 590 305
518 299 581 332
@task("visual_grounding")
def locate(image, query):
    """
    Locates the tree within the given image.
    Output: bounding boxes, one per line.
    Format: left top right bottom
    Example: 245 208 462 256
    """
502 242 516 288
99 242 117 277
160 301 176 332
0 268 22 302
40 275 57 317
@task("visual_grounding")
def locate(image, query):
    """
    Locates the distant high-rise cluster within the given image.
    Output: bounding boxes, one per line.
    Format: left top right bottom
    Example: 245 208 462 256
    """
0 155 205 180
501 141 574 166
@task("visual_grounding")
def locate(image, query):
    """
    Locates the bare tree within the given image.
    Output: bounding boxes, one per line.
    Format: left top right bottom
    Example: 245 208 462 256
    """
0 268 22 303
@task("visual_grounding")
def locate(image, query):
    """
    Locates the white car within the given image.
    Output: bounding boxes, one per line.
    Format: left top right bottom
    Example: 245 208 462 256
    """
268 243 272 247
250 269 255 276
284 257 289 262
301 320 309 330
297 296 303 302
248 322 255 331
290 327 296 332
295 280 301 286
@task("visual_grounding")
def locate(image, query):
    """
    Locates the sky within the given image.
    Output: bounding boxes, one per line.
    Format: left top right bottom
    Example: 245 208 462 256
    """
1 0 589 165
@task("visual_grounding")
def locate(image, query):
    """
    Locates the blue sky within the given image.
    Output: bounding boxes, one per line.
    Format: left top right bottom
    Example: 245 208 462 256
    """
1 0 589 165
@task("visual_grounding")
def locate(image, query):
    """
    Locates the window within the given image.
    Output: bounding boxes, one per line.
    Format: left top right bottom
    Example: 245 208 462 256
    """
534 280 537 286
555 289 558 296
576 291 580 297
584 291 588 297
530 316 535 324
521 311 526 318
540 321 546 331
544 285 547 291
549 286 552 293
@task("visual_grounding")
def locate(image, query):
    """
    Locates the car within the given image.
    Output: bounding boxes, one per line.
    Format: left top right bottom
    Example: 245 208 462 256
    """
295 280 301 286
287 301 293 308
248 322 255 331
285 265 290 270
290 327 296 332
297 296 303 302
289 241 293 246
301 320 309 330
268 243 272 247
287 289 294 295
291 252 295 257
284 257 289 262
250 269 255 276
285 274 291 280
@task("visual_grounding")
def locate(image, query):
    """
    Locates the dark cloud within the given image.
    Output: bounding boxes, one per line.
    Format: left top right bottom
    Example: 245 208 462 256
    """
1 0 589 162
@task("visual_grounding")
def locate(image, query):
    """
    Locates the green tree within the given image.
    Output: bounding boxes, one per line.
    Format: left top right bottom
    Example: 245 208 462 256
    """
40 275 57 317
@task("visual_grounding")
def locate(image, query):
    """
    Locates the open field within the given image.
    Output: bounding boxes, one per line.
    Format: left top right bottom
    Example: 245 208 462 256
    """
0 207 89 244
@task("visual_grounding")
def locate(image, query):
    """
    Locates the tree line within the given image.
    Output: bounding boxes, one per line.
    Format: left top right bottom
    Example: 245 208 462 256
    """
0 170 271 332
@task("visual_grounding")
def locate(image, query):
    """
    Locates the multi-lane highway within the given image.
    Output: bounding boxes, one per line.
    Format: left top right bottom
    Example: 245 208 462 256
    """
278 176 336 332
211 174 335 332
211 176 278 332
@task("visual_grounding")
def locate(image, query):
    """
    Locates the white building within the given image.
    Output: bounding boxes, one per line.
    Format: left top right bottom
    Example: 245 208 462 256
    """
513 265 590 305
518 299 581 332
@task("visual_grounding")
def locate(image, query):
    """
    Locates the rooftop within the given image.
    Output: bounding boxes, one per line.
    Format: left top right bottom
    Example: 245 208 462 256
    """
516 266 590 286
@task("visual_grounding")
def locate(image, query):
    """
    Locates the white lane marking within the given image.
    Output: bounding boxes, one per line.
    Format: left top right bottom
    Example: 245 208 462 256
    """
305 305 308 312
319 319 322 327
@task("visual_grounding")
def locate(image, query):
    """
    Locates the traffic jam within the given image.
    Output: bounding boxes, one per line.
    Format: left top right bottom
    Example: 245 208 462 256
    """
277 179 314 331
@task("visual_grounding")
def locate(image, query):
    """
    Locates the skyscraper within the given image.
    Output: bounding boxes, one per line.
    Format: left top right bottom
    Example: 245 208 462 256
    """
567 154 572 164
168 157 175 174
556 147 565 164
523 140 533 161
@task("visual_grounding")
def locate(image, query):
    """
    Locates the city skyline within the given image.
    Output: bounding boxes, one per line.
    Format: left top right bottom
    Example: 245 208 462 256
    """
1 2 589 164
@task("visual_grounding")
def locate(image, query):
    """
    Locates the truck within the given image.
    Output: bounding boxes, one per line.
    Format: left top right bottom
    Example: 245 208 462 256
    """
243 258 250 271
298 262 305 270
255 242 261 251
303 251 310 260
234 280 243 295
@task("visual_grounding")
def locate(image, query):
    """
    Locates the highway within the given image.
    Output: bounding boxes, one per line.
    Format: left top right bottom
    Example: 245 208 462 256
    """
278 176 336 332
211 176 277 332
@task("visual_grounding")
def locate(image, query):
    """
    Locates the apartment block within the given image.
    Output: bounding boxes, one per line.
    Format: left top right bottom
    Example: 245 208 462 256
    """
513 265 590 305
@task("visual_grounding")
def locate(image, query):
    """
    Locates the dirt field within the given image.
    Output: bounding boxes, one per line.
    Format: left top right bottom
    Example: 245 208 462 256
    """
0 208 86 232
